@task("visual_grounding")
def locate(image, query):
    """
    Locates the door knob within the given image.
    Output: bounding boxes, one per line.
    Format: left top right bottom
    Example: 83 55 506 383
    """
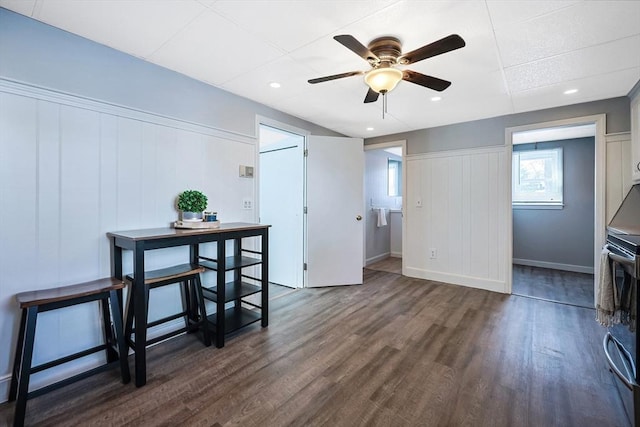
356 215 362 221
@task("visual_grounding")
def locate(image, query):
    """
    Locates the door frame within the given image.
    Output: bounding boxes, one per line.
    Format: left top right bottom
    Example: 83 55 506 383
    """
504 114 606 294
256 116 310 288
363 139 407 275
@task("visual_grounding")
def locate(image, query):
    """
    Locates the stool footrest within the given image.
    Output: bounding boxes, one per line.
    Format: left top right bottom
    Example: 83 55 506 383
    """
31 344 110 374
129 327 190 348
27 360 124 400
147 311 188 329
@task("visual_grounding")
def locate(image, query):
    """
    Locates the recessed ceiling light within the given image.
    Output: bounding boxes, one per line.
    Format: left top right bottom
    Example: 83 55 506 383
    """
366 127 374 131
564 89 578 95
269 82 281 88
431 96 442 101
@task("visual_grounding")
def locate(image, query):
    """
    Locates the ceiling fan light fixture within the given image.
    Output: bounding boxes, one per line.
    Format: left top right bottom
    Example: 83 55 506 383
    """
365 67 403 94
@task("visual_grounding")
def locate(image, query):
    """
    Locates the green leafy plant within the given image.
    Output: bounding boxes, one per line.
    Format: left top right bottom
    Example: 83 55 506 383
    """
177 190 208 212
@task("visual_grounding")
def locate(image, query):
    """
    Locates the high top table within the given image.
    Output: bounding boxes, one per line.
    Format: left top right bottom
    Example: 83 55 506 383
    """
108 222 269 387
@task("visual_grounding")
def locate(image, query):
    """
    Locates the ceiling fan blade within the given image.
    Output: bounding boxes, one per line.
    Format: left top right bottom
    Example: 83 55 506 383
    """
364 88 379 103
399 34 465 65
308 71 363 84
403 70 451 91
334 35 380 63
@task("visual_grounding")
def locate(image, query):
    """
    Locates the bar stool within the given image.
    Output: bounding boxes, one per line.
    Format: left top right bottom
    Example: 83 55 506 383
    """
124 263 211 351
9 278 130 427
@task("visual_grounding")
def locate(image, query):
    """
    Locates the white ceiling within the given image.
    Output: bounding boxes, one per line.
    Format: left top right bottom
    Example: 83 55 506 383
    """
2 0 639 138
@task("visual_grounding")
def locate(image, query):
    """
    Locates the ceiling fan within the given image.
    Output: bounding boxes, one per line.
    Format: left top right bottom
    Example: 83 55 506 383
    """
308 34 466 104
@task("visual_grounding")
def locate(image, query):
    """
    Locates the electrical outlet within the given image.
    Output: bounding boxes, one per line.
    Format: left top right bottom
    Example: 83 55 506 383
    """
429 248 437 259
243 198 253 210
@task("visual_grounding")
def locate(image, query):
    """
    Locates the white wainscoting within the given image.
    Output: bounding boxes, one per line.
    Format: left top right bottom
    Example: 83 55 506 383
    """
0 80 256 401
404 146 509 293
605 132 632 223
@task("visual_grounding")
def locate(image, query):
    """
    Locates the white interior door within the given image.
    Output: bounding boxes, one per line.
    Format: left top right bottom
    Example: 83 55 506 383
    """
306 135 364 287
259 127 304 288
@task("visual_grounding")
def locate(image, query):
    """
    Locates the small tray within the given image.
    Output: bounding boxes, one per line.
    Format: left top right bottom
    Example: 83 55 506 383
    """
173 220 220 229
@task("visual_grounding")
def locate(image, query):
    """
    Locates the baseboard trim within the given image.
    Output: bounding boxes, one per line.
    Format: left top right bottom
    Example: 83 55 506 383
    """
390 252 402 258
404 267 507 294
513 258 594 274
365 252 391 266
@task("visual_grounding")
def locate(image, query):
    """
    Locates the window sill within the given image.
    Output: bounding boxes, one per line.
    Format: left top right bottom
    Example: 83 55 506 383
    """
512 203 564 210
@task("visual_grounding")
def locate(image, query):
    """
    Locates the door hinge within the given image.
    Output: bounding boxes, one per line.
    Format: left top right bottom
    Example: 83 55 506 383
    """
303 206 308 214
304 149 308 157
303 263 308 271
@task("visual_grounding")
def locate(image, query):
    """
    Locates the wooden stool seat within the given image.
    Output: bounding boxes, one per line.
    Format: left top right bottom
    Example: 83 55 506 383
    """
9 278 130 427
16 278 125 308
124 263 211 352
126 264 205 286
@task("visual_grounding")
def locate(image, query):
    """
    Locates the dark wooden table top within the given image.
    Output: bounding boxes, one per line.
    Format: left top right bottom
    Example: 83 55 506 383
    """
107 222 270 241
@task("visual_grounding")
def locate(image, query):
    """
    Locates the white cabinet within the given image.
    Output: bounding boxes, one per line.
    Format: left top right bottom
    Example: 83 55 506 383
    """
632 90 640 183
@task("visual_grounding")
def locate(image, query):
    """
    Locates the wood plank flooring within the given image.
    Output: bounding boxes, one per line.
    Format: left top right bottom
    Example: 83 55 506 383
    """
0 270 627 426
512 264 594 308
366 257 402 275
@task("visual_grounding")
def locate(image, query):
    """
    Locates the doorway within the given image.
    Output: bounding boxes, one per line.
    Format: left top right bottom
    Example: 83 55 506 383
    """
258 123 305 288
506 116 606 306
258 122 366 288
363 140 406 275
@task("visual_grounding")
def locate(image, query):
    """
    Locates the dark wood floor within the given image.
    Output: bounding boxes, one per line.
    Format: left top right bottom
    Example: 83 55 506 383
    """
512 264 595 308
366 257 402 275
1 269 626 426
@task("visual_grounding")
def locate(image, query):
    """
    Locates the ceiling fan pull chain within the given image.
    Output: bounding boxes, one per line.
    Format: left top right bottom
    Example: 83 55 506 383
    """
382 92 386 119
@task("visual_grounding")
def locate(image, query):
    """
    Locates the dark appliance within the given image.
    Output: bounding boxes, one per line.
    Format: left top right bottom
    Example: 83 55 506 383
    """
604 184 640 426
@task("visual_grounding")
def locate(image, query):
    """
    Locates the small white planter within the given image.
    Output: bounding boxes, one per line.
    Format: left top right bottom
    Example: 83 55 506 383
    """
181 211 203 221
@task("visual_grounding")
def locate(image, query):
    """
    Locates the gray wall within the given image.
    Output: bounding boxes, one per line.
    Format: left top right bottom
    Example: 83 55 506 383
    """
0 8 341 138
364 150 402 262
513 137 595 268
365 97 630 154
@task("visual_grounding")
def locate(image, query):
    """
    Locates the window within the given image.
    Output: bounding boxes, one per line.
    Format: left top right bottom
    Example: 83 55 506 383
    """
388 158 402 196
512 147 563 207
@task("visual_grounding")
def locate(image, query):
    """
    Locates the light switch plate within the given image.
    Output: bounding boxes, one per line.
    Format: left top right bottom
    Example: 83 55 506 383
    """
239 165 254 178
243 198 253 210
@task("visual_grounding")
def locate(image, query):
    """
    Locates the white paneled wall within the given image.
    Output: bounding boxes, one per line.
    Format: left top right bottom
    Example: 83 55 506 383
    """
0 82 256 398
606 132 633 222
404 146 509 293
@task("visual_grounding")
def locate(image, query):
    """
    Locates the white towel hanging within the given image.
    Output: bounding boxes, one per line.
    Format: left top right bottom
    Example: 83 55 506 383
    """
376 208 387 227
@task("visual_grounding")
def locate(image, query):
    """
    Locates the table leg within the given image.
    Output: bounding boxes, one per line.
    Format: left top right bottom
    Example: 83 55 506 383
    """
261 229 269 327
133 242 147 387
233 238 241 310
188 244 199 323
110 241 124 311
190 244 199 265
216 238 226 348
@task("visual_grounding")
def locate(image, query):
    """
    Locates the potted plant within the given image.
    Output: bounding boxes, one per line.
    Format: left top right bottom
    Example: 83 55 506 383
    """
177 190 208 221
